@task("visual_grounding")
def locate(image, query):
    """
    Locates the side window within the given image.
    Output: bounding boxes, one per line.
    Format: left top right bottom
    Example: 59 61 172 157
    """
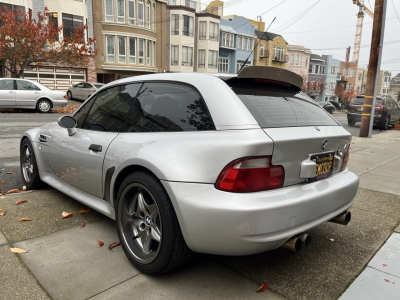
76 83 85 88
82 84 142 132
0 80 14 90
83 83 93 88
16 80 40 90
124 82 215 132
74 96 97 128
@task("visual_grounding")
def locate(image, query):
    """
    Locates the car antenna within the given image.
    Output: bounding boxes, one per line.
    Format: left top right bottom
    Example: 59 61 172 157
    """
237 17 276 74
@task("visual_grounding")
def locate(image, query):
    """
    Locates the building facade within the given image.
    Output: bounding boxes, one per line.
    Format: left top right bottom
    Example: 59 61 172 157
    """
285 45 311 79
253 30 288 69
321 55 341 102
338 61 357 93
218 17 255 74
167 0 220 73
93 0 167 83
0 0 95 91
377 71 391 95
355 66 366 94
308 54 325 102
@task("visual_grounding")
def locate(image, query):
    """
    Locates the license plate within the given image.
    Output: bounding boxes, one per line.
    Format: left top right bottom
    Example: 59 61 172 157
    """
309 152 335 182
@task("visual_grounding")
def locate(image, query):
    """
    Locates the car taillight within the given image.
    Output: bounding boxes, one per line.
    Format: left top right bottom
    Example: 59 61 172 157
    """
215 156 284 193
375 105 386 110
63 95 67 99
340 147 350 171
350 103 355 107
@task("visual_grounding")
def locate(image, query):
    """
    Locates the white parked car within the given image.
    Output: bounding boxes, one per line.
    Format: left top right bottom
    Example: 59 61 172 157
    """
67 82 105 101
0 78 67 113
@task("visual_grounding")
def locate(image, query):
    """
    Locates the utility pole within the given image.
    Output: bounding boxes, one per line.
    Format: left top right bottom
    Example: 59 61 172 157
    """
359 0 387 137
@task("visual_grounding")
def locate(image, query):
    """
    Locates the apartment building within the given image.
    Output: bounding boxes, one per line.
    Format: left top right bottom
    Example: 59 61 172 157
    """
0 0 95 90
308 54 325 101
218 17 255 74
338 61 357 92
167 0 220 73
252 30 287 69
377 71 391 95
355 66 366 94
322 55 341 102
285 45 311 79
93 0 167 83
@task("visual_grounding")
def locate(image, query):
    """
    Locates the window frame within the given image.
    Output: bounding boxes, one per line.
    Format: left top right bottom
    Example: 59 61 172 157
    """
129 37 136 64
106 35 115 63
182 15 194 37
171 14 179 35
260 44 264 57
182 46 193 66
209 22 219 41
118 36 126 63
208 50 218 69
273 46 284 61
218 57 229 73
199 21 207 40
117 0 125 23
138 0 144 26
105 0 114 22
171 45 179 66
128 0 135 24
146 1 150 28
198 49 206 68
139 38 145 64
147 40 151 65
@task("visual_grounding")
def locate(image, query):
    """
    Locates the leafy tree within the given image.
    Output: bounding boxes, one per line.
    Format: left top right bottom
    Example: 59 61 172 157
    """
334 85 359 106
301 76 326 96
0 7 96 78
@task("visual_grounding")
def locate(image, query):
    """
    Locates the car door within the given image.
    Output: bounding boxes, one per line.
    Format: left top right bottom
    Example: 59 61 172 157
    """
81 83 95 99
389 99 400 122
15 80 42 108
0 79 16 107
48 83 141 198
74 82 86 100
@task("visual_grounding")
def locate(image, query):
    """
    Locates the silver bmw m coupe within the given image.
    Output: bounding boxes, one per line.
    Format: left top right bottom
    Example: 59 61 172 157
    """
20 66 359 274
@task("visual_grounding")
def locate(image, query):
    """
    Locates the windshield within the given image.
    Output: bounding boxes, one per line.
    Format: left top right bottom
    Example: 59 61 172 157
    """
225 78 338 128
352 97 383 105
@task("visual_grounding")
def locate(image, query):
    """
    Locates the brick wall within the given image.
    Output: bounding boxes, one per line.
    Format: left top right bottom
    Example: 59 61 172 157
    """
87 56 97 82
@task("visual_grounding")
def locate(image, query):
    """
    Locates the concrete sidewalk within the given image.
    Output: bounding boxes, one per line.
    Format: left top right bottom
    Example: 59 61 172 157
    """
1 130 400 299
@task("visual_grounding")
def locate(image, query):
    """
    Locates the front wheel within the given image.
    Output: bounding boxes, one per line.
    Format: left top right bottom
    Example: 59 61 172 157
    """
348 119 356 127
116 171 193 274
380 117 389 130
20 139 43 189
36 99 52 113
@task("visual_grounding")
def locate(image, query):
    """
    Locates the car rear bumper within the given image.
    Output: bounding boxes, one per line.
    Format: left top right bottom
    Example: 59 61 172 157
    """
162 169 359 255
51 100 68 108
347 113 382 124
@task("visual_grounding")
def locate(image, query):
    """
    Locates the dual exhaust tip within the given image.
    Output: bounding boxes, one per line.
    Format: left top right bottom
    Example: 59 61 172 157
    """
281 211 351 252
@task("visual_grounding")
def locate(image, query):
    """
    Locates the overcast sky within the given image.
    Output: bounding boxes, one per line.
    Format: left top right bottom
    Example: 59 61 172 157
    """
214 0 400 76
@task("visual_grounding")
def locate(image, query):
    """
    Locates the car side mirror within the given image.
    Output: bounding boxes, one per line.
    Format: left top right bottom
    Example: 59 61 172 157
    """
58 116 77 136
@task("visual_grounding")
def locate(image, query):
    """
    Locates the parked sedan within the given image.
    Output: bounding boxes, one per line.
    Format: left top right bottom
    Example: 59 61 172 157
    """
347 95 400 129
317 101 335 114
20 67 359 274
0 78 67 113
67 82 104 101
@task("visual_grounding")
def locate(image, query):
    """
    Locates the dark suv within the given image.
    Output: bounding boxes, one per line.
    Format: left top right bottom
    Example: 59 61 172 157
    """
347 96 400 130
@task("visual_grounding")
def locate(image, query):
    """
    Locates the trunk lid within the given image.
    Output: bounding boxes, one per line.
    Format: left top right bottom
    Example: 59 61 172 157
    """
263 126 352 186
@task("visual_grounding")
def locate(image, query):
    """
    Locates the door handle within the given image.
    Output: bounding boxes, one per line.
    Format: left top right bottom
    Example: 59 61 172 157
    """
89 144 102 152
9 91 14 93
34 92 40 94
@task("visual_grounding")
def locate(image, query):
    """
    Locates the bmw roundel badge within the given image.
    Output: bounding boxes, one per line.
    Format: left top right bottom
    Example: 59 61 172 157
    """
322 139 328 151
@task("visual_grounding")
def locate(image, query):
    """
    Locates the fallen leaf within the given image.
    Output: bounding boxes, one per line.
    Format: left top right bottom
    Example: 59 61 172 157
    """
0 211 5 216
1 181 5 183
61 211 74 219
6 172 12 174
18 218 32 222
108 242 121 251
10 248 28 253
0 187 2 190
6 189 19 194
16 200 28 205
97 240 104 247
79 208 91 214
329 238 335 242
22 186 26 191
1 196 5 199
256 283 269 293
11 147 16 149
80 222 85 228
384 279 390 283
383 264 387 267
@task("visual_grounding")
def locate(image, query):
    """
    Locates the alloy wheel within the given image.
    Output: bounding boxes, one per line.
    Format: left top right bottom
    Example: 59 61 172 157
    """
38 100 51 113
22 146 33 183
118 183 162 264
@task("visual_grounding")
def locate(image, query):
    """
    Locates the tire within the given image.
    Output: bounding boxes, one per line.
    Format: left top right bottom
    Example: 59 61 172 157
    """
380 117 389 130
67 91 73 100
348 119 356 127
36 99 52 113
20 138 43 190
115 170 193 274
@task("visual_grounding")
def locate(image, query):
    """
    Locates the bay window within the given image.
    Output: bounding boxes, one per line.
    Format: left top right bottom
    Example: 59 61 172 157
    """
208 50 217 68
182 46 193 66
209 22 219 41
171 45 179 65
199 21 206 40
146 1 150 28
106 35 115 62
62 13 83 38
105 0 113 22
171 14 179 35
183 15 194 37
138 0 144 26
129 37 136 64
218 57 229 73
139 38 144 64
128 0 135 24
118 36 126 63
198 49 205 68
147 40 151 65
117 0 125 23
273 46 284 61
222 33 234 48
152 4 155 29
290 55 294 65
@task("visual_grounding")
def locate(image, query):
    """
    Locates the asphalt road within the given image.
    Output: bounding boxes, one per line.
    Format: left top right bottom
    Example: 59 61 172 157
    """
0 110 387 194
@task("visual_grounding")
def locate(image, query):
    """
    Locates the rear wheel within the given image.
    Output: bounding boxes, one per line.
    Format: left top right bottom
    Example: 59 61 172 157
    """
20 139 43 189
115 171 193 274
380 117 390 130
67 91 73 100
36 99 52 113
348 119 356 127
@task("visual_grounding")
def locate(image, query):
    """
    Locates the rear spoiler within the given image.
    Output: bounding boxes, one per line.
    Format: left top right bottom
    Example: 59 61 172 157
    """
238 66 303 89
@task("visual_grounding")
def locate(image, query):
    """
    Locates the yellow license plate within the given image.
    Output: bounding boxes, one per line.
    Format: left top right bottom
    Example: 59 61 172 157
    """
309 152 335 182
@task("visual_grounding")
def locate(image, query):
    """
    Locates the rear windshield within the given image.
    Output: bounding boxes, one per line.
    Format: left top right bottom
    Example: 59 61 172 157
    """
353 97 383 105
225 78 338 128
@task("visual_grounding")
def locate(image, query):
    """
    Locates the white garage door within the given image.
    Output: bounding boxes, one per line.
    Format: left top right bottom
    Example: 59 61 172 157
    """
24 66 86 91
